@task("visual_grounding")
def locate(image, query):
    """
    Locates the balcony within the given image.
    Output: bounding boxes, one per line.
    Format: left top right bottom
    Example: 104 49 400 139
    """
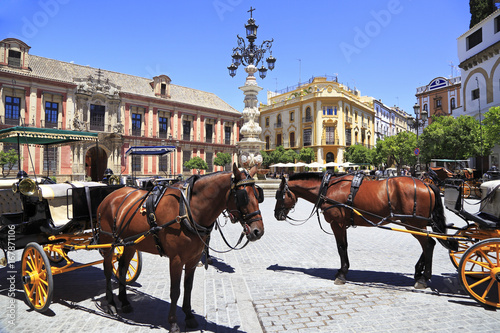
90 120 105 132
42 120 59 129
132 128 143 137
346 117 352 123
274 122 282 128
321 138 339 145
302 116 313 123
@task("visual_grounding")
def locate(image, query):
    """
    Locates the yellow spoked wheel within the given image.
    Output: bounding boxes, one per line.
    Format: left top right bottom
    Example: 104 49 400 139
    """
112 247 142 285
21 243 54 313
458 238 500 308
422 177 434 186
45 249 64 264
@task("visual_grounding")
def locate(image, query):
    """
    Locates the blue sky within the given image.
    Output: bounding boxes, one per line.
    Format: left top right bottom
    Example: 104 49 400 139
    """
0 0 475 115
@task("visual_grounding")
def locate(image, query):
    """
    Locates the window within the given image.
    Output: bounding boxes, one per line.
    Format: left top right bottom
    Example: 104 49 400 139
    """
290 111 294 121
423 104 428 111
45 102 58 128
277 114 282 127
435 98 442 108
183 151 191 171
159 116 168 138
450 98 456 110
224 126 231 145
303 128 312 146
276 133 282 147
90 104 105 131
43 147 58 175
161 83 167 95
496 15 500 33
326 127 335 145
265 136 270 150
5 96 20 125
205 123 213 142
467 28 482 50
265 117 269 127
323 106 334 116
8 50 21 67
183 120 191 141
305 107 312 122
132 155 141 172
345 128 352 146
472 88 480 100
132 113 142 136
159 154 169 174
326 152 335 163
206 152 213 172
289 132 295 148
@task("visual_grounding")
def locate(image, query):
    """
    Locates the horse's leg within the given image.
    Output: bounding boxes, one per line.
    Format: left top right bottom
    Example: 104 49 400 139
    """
168 257 183 333
182 259 199 329
332 222 349 285
102 248 117 315
413 235 436 289
117 248 135 313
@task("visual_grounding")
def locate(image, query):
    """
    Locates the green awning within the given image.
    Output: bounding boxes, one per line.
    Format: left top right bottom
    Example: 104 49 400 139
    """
0 126 98 146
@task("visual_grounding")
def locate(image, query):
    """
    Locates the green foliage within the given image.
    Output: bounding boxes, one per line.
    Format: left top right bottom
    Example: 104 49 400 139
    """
344 144 372 164
419 115 485 163
183 156 208 174
469 0 497 28
298 147 316 163
0 149 19 178
213 152 232 167
282 149 299 163
260 150 271 168
377 131 417 169
483 106 500 147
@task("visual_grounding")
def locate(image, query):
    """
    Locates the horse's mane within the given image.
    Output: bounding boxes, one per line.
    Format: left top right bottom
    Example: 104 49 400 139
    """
184 170 231 185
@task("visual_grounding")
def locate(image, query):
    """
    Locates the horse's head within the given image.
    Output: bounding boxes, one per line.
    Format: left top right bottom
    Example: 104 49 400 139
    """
274 176 297 221
227 163 265 241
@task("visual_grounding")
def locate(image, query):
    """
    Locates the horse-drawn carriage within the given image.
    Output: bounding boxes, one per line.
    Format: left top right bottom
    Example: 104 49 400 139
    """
274 171 500 309
0 127 265 332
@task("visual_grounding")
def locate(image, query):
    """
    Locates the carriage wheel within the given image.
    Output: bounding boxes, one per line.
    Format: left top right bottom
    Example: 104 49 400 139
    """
112 247 142 285
21 243 54 313
462 182 472 199
45 249 64 264
474 185 482 199
449 225 482 269
422 177 434 186
458 238 500 308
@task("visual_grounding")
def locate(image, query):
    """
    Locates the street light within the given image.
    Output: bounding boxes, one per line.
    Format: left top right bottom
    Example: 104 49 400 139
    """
407 103 428 175
227 7 276 169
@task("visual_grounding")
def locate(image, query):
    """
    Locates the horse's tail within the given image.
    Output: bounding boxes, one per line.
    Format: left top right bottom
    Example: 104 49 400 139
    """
429 184 458 251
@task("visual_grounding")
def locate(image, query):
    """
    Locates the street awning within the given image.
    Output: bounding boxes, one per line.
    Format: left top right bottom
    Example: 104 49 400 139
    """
125 146 176 156
0 126 98 145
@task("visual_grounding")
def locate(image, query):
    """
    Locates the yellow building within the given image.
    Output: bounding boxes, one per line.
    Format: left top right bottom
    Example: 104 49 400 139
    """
259 76 375 165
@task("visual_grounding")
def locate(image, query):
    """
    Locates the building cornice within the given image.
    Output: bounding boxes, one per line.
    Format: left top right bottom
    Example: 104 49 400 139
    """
459 40 500 71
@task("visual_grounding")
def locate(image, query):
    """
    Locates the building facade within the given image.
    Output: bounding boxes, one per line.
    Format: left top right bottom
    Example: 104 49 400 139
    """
259 76 375 165
0 38 241 181
373 99 412 141
457 9 500 168
415 76 462 130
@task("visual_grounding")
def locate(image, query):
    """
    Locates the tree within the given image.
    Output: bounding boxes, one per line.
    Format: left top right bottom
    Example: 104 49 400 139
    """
344 144 372 164
260 150 271 168
184 156 208 174
483 106 500 147
470 0 497 28
379 131 417 172
298 147 315 163
282 149 299 163
0 149 19 178
213 152 232 168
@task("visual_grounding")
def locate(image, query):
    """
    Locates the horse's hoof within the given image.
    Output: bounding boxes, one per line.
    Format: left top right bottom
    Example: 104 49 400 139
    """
334 278 346 285
169 323 181 333
414 279 427 289
106 304 117 316
122 304 133 313
186 317 199 328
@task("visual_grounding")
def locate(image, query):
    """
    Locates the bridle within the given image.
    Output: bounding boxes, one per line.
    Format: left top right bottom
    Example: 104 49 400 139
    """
274 177 297 220
226 170 264 234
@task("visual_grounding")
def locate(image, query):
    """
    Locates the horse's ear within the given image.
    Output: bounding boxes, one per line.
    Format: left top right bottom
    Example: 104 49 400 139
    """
248 165 258 178
232 163 241 179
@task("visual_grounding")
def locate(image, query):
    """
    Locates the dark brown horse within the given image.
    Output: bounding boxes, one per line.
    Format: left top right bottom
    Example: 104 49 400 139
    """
274 172 457 289
97 164 264 333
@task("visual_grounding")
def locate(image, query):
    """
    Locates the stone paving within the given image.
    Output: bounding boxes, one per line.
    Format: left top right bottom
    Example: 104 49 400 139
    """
1 196 500 332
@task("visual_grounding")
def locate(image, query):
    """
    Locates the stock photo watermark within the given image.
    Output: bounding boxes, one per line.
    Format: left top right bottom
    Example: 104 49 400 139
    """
339 0 404 64
9 0 71 41
5 225 17 326
213 0 245 21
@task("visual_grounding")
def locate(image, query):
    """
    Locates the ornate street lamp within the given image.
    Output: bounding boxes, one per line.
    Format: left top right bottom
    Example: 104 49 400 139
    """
407 103 428 175
227 7 276 168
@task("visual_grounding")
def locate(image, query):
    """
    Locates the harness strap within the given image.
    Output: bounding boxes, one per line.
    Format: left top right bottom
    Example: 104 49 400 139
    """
347 172 365 225
145 188 167 257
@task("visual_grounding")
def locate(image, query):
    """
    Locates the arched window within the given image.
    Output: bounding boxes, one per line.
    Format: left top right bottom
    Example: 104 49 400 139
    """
423 104 428 111
289 132 295 147
305 107 311 121
326 152 335 163
265 136 270 150
450 98 456 110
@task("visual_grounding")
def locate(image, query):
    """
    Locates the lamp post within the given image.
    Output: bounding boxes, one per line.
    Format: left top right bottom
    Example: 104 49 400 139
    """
407 103 428 176
228 7 276 168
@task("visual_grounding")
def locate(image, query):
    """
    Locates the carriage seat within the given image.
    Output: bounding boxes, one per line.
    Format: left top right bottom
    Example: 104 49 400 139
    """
0 179 23 214
38 181 106 227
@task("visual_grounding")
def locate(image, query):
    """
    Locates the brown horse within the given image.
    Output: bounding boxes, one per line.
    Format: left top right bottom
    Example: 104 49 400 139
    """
97 164 264 333
274 172 457 289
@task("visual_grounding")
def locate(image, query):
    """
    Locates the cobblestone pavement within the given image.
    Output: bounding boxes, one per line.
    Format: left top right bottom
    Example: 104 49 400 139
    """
1 196 500 332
